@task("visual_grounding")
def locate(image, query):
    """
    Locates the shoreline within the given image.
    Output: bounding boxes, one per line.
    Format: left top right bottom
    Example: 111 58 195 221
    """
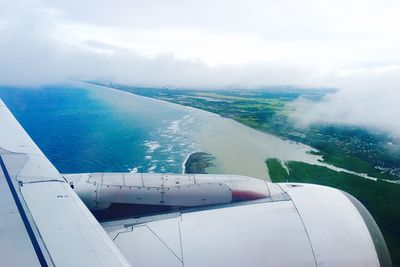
86 82 222 119
87 82 390 183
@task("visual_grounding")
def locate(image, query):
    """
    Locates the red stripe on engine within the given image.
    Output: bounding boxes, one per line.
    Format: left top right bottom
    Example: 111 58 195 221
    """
231 190 267 201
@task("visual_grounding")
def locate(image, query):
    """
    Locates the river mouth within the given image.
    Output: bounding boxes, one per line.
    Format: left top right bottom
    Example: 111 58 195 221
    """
89 83 324 180
189 111 322 180
94 84 385 182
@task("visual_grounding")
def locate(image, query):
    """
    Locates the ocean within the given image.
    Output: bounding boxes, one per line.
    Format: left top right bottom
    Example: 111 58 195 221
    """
0 83 199 174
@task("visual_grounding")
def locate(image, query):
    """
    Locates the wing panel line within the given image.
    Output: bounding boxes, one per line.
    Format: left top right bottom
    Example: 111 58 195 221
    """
0 155 48 267
279 184 318 267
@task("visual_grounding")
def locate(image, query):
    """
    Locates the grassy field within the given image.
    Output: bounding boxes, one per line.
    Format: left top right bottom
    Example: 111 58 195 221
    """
266 158 400 266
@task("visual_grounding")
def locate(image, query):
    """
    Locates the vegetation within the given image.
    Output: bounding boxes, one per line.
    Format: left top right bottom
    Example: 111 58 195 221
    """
265 159 288 182
266 158 400 267
184 152 214 174
302 125 400 180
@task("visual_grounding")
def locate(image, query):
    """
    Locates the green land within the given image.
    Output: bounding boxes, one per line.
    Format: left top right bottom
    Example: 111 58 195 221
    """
266 158 400 266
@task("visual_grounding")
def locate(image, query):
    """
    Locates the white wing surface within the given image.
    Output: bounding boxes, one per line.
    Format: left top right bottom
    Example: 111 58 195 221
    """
0 99 130 266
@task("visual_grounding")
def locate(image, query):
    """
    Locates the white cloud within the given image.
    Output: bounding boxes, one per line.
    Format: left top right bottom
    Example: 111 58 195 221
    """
288 65 400 137
1 0 400 85
1 0 400 134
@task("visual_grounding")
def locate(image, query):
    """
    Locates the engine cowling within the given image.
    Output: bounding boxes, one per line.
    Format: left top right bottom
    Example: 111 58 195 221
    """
63 172 286 210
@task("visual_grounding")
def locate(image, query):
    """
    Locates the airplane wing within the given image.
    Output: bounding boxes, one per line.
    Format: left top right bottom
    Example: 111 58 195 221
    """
0 99 130 266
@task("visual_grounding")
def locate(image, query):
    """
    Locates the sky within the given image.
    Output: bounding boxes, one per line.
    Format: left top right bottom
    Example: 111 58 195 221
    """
0 0 399 135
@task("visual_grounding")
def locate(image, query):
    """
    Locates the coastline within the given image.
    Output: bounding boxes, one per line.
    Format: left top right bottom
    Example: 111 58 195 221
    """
86 82 223 119
87 82 388 182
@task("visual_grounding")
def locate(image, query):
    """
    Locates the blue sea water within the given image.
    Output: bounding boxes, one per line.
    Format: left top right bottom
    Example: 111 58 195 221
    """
0 84 199 174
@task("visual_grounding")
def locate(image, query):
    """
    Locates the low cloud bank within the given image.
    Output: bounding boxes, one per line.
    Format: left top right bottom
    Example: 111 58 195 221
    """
288 67 400 138
0 20 320 89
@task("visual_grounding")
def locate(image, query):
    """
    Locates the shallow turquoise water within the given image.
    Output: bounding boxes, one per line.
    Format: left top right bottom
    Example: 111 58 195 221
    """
0 84 198 173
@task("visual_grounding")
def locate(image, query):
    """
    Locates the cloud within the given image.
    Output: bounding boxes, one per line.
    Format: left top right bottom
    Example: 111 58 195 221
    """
0 2 324 88
288 65 400 137
1 0 400 86
0 0 400 135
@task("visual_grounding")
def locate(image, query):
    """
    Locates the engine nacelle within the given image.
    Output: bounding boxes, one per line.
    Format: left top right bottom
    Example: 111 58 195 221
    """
63 172 286 211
